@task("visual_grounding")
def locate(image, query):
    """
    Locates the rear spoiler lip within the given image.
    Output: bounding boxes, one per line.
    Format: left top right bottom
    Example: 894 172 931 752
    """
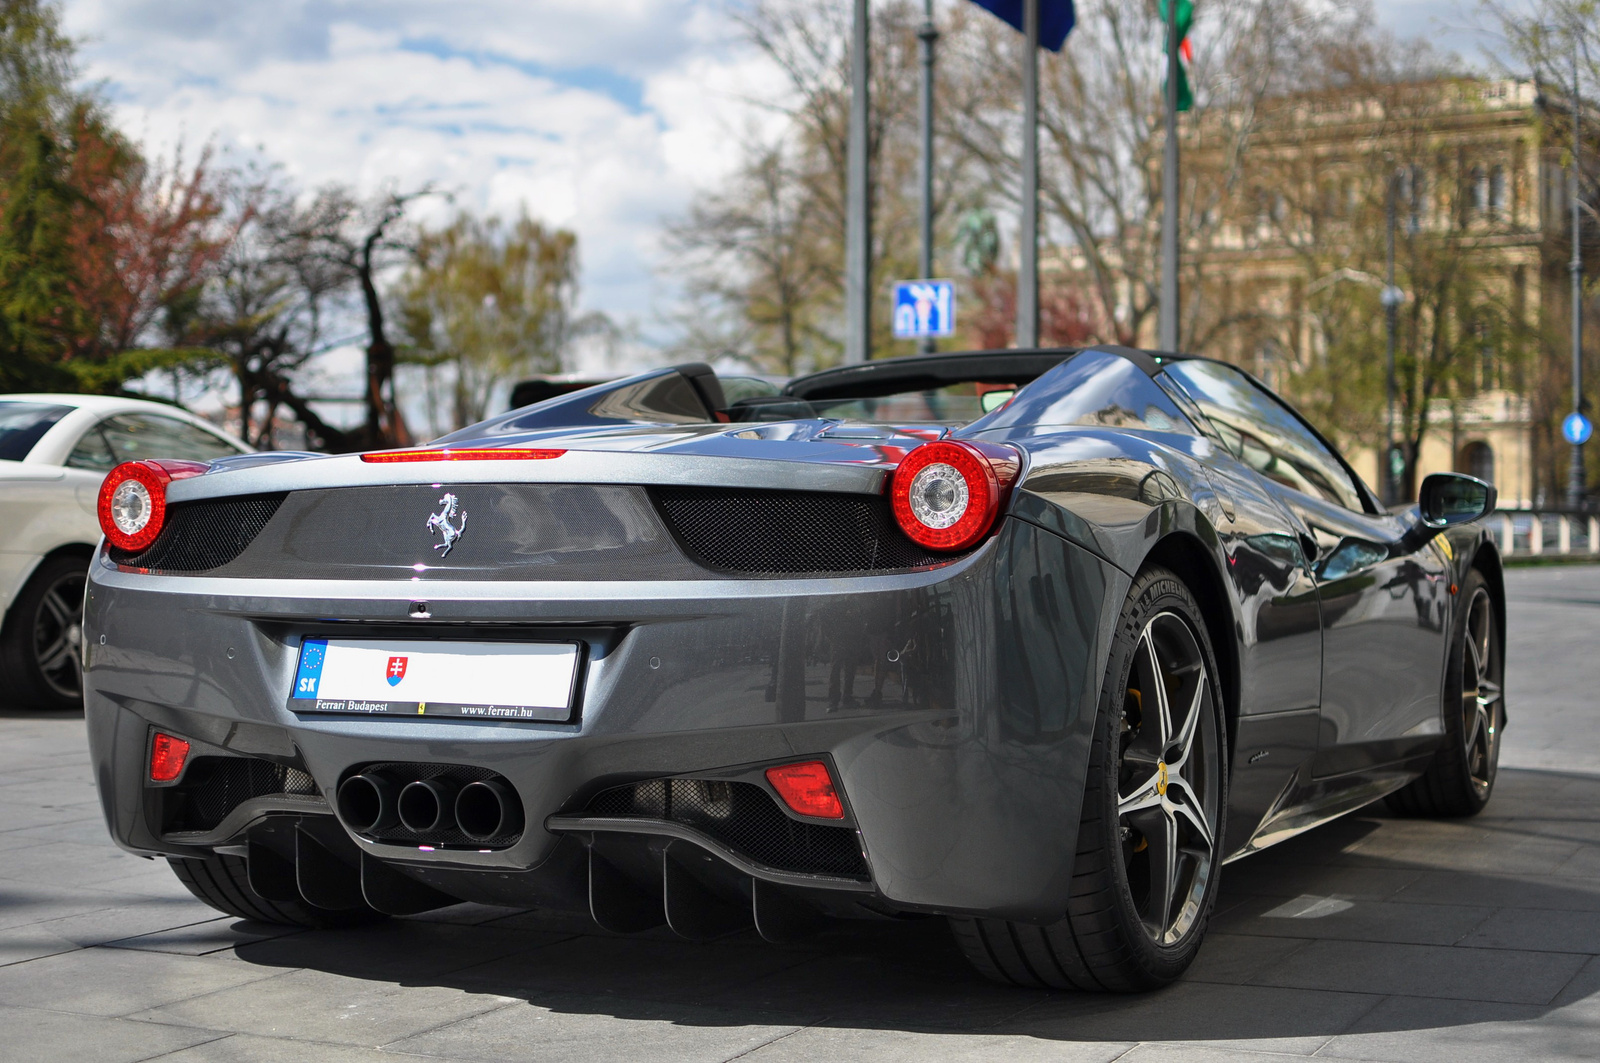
164 449 889 505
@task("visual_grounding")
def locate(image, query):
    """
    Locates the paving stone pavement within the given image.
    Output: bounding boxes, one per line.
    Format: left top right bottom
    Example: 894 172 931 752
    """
0 564 1596 1062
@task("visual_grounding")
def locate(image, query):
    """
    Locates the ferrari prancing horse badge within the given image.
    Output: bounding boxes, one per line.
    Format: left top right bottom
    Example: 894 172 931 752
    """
425 492 467 557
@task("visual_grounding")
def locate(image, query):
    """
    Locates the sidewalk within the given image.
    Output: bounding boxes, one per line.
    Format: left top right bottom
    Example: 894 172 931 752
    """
0 565 1596 1062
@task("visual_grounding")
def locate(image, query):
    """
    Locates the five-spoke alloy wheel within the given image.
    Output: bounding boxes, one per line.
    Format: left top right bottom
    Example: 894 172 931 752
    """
1116 610 1222 948
950 566 1227 992
1389 567 1504 817
1460 585 1502 800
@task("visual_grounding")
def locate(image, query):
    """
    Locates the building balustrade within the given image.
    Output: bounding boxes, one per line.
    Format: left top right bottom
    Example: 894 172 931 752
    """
1488 511 1600 557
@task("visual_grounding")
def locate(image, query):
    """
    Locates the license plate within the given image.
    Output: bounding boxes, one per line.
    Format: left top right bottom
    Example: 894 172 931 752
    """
287 638 580 721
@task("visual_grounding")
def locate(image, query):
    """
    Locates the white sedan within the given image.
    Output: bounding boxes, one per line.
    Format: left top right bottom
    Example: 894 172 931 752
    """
0 394 251 710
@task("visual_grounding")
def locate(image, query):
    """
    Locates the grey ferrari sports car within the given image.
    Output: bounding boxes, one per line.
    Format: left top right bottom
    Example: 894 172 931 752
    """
83 345 1504 991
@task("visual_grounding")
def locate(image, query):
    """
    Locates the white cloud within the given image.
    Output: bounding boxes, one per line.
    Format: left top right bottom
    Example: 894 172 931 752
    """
60 0 1515 380
60 0 772 356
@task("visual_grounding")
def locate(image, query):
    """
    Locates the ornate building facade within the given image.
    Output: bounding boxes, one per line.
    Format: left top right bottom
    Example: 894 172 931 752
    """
1150 78 1596 508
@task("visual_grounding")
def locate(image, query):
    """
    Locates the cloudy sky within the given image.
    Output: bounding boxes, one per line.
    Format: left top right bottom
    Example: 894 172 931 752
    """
60 0 1507 362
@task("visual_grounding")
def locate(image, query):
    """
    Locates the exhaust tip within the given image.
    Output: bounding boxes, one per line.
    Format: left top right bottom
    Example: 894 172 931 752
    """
456 780 524 841
398 779 459 834
337 773 398 833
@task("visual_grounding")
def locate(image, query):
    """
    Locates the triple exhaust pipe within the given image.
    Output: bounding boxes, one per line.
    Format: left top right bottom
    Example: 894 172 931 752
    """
336 772 525 843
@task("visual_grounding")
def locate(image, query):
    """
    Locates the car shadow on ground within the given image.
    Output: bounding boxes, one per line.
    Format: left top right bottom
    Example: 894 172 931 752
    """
208 770 1600 1044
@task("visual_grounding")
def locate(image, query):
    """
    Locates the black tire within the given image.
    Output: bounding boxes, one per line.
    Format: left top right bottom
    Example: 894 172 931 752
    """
1387 568 1503 818
168 853 387 929
950 566 1229 992
0 554 88 711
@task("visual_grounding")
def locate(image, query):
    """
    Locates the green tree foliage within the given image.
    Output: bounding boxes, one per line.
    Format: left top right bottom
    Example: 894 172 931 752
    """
397 211 580 432
0 0 84 389
0 0 234 395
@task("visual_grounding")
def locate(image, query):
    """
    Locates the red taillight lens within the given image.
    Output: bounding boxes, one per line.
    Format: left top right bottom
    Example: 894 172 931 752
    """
360 448 566 463
889 440 1020 552
149 732 190 782
98 460 199 552
765 761 845 819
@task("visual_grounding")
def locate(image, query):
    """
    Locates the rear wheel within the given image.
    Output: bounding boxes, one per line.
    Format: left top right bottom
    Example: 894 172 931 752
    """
168 853 387 929
950 567 1228 991
0 554 88 711
1387 569 1502 817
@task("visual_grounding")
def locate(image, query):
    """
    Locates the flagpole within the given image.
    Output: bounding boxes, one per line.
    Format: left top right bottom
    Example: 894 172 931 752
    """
1017 0 1040 349
1159 0 1180 351
846 0 872 363
918 0 938 354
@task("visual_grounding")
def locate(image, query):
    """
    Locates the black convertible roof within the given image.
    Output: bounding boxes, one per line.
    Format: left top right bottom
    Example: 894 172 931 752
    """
782 345 1179 402
784 349 1079 402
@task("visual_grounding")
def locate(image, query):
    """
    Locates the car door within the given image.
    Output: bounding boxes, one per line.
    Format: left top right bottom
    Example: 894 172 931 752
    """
91 412 247 465
1163 360 1450 778
65 411 249 533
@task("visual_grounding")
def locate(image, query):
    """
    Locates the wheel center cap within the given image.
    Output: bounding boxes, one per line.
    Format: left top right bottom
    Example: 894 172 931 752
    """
1157 761 1169 796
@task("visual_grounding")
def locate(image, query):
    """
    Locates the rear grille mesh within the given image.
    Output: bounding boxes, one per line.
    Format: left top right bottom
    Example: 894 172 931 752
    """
163 757 320 834
111 493 286 572
650 487 961 575
587 778 869 878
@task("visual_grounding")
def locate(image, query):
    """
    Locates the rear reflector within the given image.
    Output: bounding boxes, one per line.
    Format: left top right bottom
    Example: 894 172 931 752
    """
360 448 566 463
764 761 844 819
149 733 191 782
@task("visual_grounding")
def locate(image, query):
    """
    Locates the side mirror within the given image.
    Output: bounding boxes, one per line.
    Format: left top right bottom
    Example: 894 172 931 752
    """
1402 473 1496 551
1418 472 1497 528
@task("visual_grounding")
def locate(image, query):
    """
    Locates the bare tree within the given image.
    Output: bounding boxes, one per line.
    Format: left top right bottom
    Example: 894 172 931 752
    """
940 0 1356 350
665 143 838 374
1485 0 1600 496
289 185 440 449
669 0 940 367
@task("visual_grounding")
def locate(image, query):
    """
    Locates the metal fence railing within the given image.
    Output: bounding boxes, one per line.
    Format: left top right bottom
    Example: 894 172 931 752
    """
1486 512 1600 558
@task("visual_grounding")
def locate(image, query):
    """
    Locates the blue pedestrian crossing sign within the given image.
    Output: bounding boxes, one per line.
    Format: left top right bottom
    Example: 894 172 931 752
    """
892 280 956 340
1562 412 1593 446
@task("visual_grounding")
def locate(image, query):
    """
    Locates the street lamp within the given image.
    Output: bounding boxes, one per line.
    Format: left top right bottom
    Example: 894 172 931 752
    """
1383 169 1405 508
1567 38 1587 511
918 0 938 355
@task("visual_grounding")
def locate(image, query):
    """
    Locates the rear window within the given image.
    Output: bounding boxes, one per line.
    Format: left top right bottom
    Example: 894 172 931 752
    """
807 382 1014 425
0 402 73 461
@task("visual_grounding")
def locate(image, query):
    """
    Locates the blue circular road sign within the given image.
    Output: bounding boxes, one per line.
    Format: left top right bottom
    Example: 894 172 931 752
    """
1563 412 1593 446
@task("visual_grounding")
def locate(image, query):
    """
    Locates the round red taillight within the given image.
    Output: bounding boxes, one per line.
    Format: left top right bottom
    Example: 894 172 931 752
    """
98 461 172 552
97 458 212 553
889 440 1020 552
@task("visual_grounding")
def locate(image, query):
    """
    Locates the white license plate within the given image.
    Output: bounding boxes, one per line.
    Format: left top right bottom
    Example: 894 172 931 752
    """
288 638 580 721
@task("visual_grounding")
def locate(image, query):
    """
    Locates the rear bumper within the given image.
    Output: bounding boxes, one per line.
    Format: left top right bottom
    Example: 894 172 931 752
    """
83 517 1118 922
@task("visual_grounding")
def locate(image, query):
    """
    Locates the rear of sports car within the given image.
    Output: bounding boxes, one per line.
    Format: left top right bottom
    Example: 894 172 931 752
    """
82 428 1119 940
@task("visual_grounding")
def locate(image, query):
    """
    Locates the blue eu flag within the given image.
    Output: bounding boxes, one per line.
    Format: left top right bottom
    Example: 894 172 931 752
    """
967 0 1076 51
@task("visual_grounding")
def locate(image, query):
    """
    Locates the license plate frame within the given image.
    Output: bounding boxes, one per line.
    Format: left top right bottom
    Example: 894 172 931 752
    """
286 637 582 722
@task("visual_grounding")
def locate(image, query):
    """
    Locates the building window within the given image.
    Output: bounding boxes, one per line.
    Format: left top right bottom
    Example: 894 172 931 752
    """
1460 441 1495 485
1488 166 1506 217
1398 165 1426 230
1471 167 1490 214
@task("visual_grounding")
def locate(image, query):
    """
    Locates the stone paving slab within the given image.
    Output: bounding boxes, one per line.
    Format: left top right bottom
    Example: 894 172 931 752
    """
0 566 1595 1061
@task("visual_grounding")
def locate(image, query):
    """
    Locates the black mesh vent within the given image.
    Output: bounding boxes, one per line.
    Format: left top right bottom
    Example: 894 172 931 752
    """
587 778 868 879
650 487 963 576
349 762 522 850
163 757 320 833
112 493 286 572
